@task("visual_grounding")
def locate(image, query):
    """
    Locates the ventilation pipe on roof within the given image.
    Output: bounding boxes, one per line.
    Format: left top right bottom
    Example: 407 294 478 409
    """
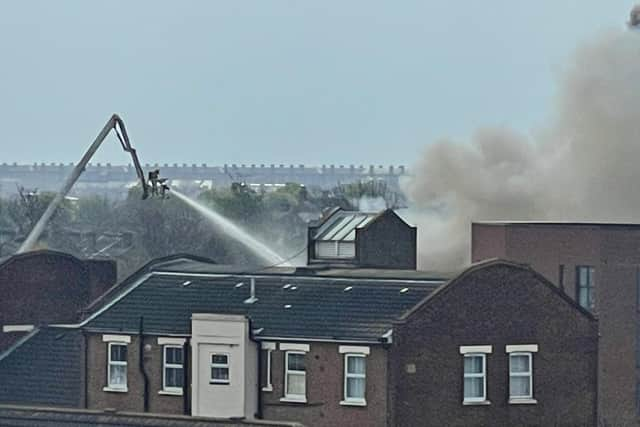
244 278 258 304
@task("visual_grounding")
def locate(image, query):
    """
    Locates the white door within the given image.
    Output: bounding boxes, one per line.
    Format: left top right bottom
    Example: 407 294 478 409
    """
195 343 243 418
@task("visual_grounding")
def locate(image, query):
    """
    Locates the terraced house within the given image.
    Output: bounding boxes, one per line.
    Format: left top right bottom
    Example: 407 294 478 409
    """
0 210 601 426
0 256 598 427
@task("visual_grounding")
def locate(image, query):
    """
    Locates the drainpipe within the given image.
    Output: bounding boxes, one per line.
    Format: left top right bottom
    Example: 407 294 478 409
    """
139 316 149 412
256 338 263 419
183 337 191 415
82 330 89 409
248 317 263 419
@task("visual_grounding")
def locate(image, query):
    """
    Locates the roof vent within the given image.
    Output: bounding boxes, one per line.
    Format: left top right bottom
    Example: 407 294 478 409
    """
284 304 292 309
235 282 245 288
244 278 258 304
344 286 353 292
182 280 192 287
283 284 291 289
400 287 409 294
290 286 298 291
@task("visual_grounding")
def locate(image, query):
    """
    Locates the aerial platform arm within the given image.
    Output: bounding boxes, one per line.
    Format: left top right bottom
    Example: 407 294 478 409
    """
17 114 149 253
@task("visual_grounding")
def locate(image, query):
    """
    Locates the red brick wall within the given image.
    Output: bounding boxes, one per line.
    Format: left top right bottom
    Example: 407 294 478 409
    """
471 223 507 262
87 335 386 426
0 251 116 352
390 262 598 427
262 342 387 427
84 259 118 303
86 334 186 415
471 223 640 424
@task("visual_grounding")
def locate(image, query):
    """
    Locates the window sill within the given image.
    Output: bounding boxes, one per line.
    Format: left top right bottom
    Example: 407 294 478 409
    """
340 399 367 407
158 390 183 396
509 398 537 405
103 386 128 393
462 400 491 406
262 386 273 392
280 396 307 404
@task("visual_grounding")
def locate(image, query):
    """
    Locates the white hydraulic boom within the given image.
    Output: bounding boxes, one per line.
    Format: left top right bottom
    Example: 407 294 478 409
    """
17 114 149 253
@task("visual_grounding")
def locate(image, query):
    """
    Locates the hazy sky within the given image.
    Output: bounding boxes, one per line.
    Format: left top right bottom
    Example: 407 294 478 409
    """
0 1 633 166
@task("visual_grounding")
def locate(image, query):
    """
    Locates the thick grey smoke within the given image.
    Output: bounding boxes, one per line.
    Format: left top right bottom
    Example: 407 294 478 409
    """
403 30 640 271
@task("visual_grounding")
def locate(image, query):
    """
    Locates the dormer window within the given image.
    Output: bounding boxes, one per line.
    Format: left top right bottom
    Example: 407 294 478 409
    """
308 208 417 269
311 212 376 261
315 241 355 259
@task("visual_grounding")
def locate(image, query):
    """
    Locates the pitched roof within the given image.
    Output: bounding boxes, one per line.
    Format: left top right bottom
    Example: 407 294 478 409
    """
399 258 598 322
0 327 83 407
312 210 379 242
84 270 444 342
82 253 218 315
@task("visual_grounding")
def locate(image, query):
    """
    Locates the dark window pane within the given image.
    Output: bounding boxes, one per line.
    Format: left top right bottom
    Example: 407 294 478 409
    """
212 367 229 381
577 266 595 309
464 356 483 374
464 377 484 399
288 353 305 371
110 344 127 362
346 377 365 399
347 356 365 375
165 367 184 388
510 355 529 373
166 347 183 365
212 354 228 365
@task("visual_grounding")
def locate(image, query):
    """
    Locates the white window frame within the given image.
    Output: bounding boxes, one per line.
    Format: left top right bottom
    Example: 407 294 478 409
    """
162 345 184 395
509 352 536 404
210 353 230 385
315 240 355 259
283 351 307 402
463 353 487 404
106 342 128 392
341 353 367 406
262 342 275 392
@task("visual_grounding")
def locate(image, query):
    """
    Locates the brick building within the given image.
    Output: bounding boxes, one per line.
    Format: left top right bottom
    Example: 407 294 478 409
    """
0 249 116 351
390 260 597 427
472 221 640 425
0 257 598 427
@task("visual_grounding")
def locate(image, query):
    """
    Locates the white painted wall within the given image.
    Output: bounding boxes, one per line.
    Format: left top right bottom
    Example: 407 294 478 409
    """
244 331 258 418
191 313 258 419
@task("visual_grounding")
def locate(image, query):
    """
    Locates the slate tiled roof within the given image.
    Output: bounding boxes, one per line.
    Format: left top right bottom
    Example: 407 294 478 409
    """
0 327 83 407
85 271 445 342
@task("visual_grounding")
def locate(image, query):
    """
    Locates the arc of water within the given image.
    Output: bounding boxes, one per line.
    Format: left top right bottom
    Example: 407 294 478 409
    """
172 190 290 267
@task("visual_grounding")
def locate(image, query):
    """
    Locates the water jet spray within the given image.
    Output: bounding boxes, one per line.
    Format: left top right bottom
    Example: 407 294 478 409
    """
171 190 290 267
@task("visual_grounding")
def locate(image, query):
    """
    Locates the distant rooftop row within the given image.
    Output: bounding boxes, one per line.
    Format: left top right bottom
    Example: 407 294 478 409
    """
0 163 409 173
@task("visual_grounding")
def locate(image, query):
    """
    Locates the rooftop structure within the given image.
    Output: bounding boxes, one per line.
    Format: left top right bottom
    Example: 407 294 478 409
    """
307 208 417 269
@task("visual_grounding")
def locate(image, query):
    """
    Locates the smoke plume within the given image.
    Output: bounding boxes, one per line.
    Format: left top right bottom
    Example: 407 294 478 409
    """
403 30 640 271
